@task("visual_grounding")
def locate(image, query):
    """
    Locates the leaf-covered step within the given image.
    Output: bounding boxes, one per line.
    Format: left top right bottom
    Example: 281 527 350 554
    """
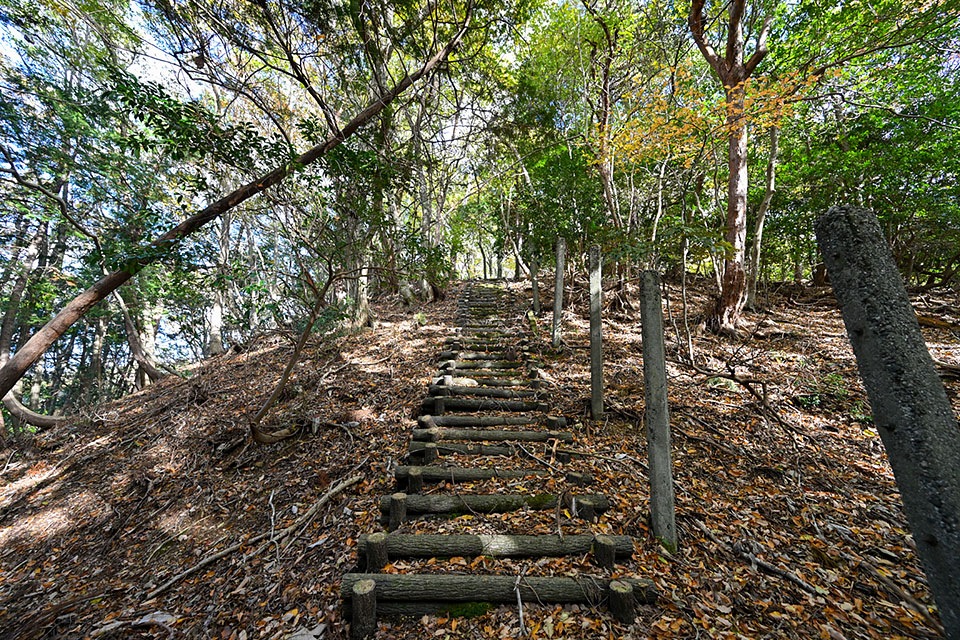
356 533 634 563
394 465 549 488
419 414 537 427
377 492 608 517
341 574 657 614
412 427 574 444
408 440 518 458
428 384 537 399
421 397 546 414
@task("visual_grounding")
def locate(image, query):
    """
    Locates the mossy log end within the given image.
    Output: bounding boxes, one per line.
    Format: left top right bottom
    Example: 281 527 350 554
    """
340 574 657 608
411 428 574 444
394 465 548 487
376 493 609 516
356 533 634 560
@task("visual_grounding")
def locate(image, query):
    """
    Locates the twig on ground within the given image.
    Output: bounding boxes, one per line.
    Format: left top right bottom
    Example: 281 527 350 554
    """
143 474 362 600
688 516 821 596
516 443 563 472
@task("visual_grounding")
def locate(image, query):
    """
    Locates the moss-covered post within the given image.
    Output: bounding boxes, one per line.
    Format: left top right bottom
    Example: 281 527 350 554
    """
589 245 604 418
639 270 677 553
816 205 960 639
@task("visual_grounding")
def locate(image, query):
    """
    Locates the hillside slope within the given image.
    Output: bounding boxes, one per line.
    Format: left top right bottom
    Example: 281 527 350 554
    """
0 279 957 639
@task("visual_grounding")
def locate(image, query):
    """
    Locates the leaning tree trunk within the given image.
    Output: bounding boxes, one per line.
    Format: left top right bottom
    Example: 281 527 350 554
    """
0 18 472 400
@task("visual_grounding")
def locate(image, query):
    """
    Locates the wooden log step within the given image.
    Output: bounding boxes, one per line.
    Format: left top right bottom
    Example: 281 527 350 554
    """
394 465 549 487
356 534 634 561
438 369 537 379
420 415 537 427
421 397 546 414
340 574 657 610
433 376 539 389
438 360 525 370
408 441 517 457
412 428 574 443
428 385 537 399
437 350 531 361
444 338 530 347
376 492 608 516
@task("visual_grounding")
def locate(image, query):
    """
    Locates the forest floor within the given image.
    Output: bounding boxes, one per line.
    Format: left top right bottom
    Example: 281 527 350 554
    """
0 277 957 640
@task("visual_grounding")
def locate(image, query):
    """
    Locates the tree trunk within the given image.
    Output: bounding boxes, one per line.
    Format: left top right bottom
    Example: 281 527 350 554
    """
688 0 771 333
0 20 472 400
206 211 231 356
746 126 779 309
712 86 750 333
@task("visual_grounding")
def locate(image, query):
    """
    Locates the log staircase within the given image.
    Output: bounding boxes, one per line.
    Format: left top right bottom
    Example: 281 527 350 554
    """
342 281 657 637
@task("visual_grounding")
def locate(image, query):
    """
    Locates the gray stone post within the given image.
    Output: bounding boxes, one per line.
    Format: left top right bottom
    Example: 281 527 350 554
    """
589 245 604 418
816 205 960 638
552 237 566 348
639 270 677 553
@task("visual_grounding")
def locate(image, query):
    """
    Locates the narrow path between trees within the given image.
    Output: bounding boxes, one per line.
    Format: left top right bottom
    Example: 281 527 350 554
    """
341 281 658 637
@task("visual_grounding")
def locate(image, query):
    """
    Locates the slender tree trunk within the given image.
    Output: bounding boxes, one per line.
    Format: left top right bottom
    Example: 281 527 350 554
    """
113 292 163 384
0 21 472 400
746 126 779 309
207 211 231 356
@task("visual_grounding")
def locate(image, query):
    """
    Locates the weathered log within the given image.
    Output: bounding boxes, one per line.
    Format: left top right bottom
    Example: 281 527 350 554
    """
421 397 546 413
411 428 574 444
593 534 617 570
350 579 377 639
357 534 634 561
394 465 548 487
438 360 525 370
388 493 407 531
428 385 537 399
413 427 439 442
365 532 389 572
408 441 518 457
407 467 423 493
422 442 438 463
377 493 608 516
436 350 493 360
419 414 537 427
341 574 656 606
608 580 636 624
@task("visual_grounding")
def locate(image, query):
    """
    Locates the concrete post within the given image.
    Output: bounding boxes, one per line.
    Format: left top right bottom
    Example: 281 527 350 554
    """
552 237 566 349
816 206 960 638
589 245 603 418
639 270 677 552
